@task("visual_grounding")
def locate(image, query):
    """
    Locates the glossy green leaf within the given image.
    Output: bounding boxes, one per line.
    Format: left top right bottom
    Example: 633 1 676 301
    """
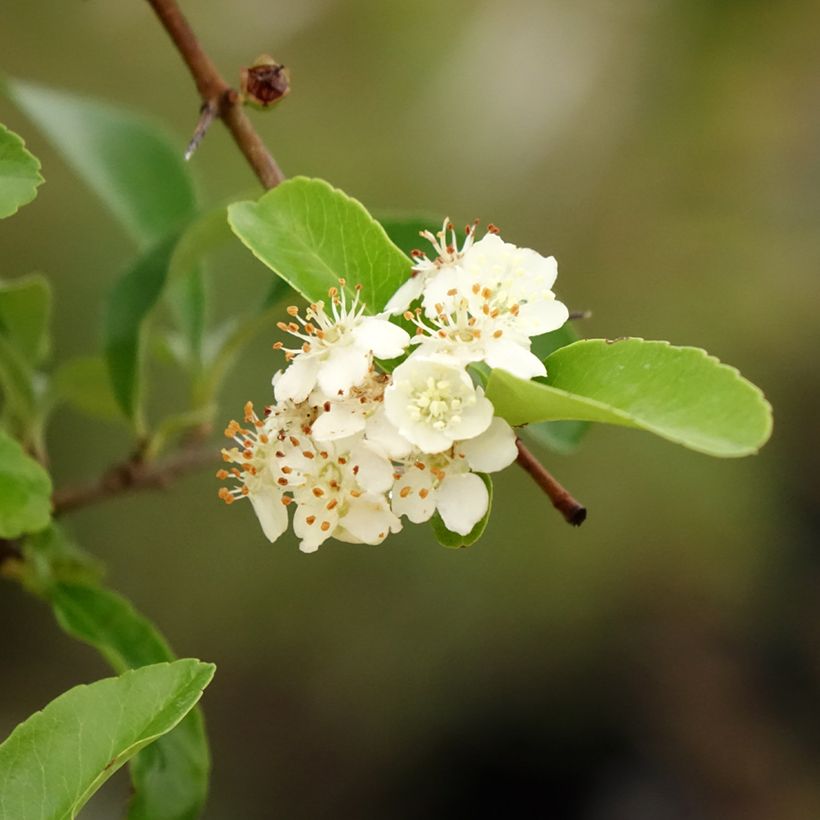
0 122 43 218
0 660 215 820
53 356 124 422
0 274 51 364
487 338 773 457
377 214 442 256
228 177 411 312
6 79 196 245
0 428 51 538
104 235 177 424
525 322 590 455
49 583 211 820
430 473 493 548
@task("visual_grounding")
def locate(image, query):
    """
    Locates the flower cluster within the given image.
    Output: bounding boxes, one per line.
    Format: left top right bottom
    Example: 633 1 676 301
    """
219 222 568 552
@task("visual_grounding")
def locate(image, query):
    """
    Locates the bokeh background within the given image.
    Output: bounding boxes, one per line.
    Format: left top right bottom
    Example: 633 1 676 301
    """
2 0 819 817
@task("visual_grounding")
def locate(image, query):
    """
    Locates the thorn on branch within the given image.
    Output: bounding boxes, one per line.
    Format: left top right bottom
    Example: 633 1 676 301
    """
185 99 218 161
568 309 592 320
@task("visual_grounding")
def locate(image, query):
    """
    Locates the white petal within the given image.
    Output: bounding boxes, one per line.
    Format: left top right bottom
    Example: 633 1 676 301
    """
448 388 494 442
248 490 289 543
384 275 425 315
420 266 468 318
348 440 394 494
311 402 366 441
436 473 489 536
293 500 338 552
341 496 401 544
364 405 413 459
317 345 370 398
517 298 569 337
391 466 435 523
273 356 320 404
484 338 546 380
353 317 410 359
459 417 518 473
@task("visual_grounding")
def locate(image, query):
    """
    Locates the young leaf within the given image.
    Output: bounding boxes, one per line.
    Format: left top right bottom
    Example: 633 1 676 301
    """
228 177 411 312
0 122 43 218
5 79 196 246
430 473 493 548
0 660 215 820
525 323 590 455
53 355 125 422
104 235 177 424
0 428 51 538
0 273 51 365
48 583 211 820
486 338 773 457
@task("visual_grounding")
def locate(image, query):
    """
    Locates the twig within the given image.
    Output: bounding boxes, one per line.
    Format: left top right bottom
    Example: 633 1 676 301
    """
185 100 217 160
145 0 284 187
515 439 587 526
52 446 218 516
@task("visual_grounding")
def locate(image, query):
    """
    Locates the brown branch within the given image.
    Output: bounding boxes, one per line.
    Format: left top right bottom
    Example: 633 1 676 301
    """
146 0 284 188
515 438 587 526
52 446 219 516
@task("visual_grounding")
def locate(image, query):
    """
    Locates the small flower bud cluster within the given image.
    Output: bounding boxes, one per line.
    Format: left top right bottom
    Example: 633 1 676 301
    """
219 222 568 552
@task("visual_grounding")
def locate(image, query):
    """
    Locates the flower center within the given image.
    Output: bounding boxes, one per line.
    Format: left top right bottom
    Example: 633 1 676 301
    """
409 376 474 431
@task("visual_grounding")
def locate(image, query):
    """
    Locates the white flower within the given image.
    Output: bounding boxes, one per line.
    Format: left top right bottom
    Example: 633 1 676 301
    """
401 232 569 379
273 281 410 404
217 402 291 543
391 418 518 534
384 218 477 315
290 437 401 553
384 355 494 453
459 233 568 338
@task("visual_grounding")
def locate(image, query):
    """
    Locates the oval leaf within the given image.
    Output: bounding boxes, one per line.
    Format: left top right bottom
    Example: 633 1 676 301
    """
486 338 773 457
0 273 51 364
104 236 177 423
50 583 211 820
0 428 51 538
228 177 411 312
6 79 196 245
0 122 43 218
525 322 590 455
0 660 214 820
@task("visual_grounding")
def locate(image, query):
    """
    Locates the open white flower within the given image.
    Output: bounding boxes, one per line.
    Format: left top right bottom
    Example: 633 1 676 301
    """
384 219 478 315
459 233 568 338
290 437 401 553
391 418 518 534
273 281 410 404
384 354 494 453
400 232 569 379
217 402 292 543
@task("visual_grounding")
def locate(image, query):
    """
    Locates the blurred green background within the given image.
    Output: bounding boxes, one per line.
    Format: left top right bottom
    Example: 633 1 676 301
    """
2 0 819 817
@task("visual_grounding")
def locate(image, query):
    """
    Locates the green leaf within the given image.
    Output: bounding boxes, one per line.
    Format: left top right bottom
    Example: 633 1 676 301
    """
377 214 442 256
53 355 124 422
430 473 493 548
166 206 234 368
0 428 51 538
228 177 411 312
0 660 215 820
0 273 51 364
486 338 773 457
0 122 43 218
104 235 177 425
525 322 590 455
48 584 211 820
6 79 196 246
21 526 103 594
